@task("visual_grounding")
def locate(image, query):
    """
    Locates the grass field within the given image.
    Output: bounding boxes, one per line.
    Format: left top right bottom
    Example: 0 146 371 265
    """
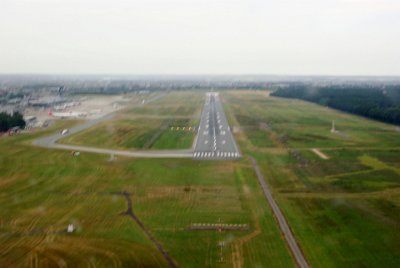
223 90 400 267
59 91 203 150
2 90 400 267
127 91 204 117
0 93 295 267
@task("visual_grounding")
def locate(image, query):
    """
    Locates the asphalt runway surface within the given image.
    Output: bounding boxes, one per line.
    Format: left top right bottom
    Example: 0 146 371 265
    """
193 92 240 160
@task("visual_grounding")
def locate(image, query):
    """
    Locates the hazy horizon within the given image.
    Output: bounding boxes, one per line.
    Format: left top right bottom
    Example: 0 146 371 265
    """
1 73 400 78
1 0 400 76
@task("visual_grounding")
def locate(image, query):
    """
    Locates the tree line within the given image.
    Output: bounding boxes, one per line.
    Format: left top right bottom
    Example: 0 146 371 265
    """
271 85 400 125
0 112 26 132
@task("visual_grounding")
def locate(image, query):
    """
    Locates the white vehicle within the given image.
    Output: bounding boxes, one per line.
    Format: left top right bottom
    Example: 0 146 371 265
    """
49 110 87 118
61 129 69 135
67 224 75 233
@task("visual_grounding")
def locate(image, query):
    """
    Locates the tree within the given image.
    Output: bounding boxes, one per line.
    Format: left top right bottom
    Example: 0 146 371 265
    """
0 112 9 132
10 112 26 129
271 85 400 125
0 111 26 132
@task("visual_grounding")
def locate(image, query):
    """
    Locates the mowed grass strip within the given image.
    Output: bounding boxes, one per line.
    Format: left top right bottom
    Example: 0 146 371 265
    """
58 118 164 149
59 117 197 150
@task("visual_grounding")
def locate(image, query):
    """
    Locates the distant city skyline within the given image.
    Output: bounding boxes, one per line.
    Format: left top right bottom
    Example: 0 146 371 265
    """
1 0 399 75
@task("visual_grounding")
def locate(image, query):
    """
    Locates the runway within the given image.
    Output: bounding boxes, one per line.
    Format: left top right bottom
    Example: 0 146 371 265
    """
193 92 240 160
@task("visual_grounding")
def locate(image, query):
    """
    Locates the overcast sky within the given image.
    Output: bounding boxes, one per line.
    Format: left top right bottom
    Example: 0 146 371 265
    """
1 0 399 75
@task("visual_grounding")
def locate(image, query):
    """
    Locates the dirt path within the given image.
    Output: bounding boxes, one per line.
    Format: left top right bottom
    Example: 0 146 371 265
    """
231 243 242 268
113 192 178 268
231 211 262 268
311 148 329 159
249 156 309 268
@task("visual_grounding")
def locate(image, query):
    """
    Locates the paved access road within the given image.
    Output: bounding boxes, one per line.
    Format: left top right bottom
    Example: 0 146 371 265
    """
193 92 240 160
32 93 193 158
33 112 193 158
249 156 309 268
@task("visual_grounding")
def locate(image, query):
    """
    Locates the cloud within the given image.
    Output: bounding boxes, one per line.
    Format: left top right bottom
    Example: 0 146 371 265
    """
338 0 400 12
0 0 399 75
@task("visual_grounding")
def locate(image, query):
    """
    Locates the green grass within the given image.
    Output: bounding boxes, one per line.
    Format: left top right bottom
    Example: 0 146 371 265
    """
1 122 167 267
225 91 400 149
3 89 400 267
60 117 196 150
59 118 164 149
224 90 400 267
245 127 275 148
0 94 295 267
59 91 202 150
151 129 195 149
331 169 400 192
151 119 197 150
127 91 205 117
280 198 400 267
